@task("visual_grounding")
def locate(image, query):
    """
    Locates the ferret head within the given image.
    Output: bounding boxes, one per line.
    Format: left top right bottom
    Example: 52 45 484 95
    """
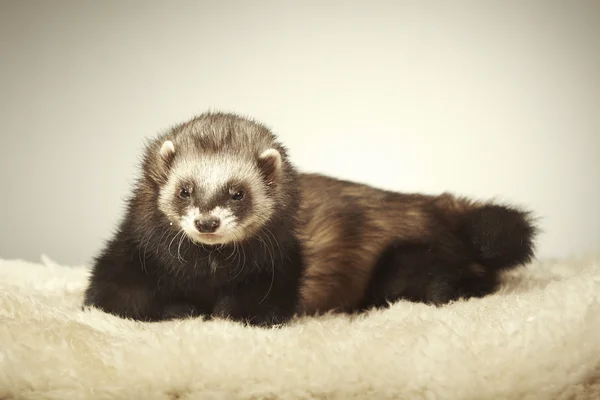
144 113 292 246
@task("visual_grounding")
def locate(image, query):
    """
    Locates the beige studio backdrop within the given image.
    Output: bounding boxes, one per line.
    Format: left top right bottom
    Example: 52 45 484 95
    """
0 0 598 265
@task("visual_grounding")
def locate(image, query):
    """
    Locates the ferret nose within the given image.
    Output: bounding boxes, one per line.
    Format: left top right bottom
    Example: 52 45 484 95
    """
195 217 221 233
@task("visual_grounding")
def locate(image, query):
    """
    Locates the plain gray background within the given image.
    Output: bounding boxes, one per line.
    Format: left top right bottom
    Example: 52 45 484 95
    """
1 1 599 266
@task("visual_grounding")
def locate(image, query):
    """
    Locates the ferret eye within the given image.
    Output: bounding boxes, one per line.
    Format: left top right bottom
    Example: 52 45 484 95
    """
231 190 244 201
179 188 191 199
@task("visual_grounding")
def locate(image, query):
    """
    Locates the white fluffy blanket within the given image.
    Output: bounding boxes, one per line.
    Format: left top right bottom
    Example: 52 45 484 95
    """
1 254 599 400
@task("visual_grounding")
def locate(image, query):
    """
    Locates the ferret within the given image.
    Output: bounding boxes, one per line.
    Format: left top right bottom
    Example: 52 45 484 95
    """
83 111 537 326
83 113 305 326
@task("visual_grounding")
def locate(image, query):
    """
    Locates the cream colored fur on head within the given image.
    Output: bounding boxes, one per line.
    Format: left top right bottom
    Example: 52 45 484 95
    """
1 254 599 399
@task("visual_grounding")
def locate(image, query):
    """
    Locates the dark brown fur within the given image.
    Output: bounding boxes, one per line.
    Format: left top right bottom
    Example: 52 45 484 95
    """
296 174 537 315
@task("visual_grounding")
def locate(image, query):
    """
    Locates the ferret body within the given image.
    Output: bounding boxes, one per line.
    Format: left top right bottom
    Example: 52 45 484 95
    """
83 112 537 326
296 174 536 315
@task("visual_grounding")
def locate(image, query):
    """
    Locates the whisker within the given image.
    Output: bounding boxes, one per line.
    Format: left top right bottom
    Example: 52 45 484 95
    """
177 231 187 263
168 230 183 260
225 240 237 261
230 239 247 281
157 226 173 250
256 234 269 273
138 226 157 275
265 227 284 263
258 230 276 304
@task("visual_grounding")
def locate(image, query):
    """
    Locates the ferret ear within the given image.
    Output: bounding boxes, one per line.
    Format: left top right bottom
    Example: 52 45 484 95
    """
159 140 176 162
147 140 177 184
158 140 177 170
258 148 282 185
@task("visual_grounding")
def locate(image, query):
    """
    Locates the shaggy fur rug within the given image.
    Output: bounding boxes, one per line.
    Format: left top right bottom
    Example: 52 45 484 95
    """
0 254 599 400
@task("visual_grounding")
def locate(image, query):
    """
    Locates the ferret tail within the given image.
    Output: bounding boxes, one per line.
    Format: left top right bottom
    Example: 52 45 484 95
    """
461 204 538 270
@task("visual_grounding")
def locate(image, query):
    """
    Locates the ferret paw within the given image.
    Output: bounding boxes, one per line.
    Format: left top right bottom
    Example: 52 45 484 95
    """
212 296 290 328
161 303 200 320
245 312 288 328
